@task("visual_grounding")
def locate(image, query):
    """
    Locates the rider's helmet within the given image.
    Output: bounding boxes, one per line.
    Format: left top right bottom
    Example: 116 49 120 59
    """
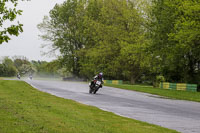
98 72 103 78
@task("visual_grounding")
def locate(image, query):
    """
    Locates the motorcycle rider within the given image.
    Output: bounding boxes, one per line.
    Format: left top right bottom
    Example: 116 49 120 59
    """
90 72 104 88
29 74 33 80
17 73 20 79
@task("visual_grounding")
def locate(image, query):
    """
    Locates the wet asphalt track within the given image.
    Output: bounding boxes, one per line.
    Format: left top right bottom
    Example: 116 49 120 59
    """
25 79 200 133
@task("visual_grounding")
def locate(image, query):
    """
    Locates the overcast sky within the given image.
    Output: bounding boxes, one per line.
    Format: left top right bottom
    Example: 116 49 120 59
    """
0 0 65 62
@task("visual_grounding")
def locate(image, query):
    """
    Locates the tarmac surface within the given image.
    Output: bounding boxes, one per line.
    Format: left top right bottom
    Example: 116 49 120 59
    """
26 79 200 133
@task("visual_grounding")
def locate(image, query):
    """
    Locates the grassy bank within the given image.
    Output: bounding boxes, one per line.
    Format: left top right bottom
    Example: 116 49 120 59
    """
105 84 200 102
0 80 177 133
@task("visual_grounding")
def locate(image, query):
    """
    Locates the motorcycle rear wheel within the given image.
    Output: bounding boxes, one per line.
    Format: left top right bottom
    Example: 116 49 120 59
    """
93 88 99 94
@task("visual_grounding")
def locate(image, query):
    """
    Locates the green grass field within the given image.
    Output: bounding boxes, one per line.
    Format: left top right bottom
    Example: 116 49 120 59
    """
105 83 200 102
0 80 178 133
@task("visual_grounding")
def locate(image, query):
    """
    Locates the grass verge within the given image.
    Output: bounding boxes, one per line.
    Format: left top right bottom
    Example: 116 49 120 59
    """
105 83 200 102
0 80 178 133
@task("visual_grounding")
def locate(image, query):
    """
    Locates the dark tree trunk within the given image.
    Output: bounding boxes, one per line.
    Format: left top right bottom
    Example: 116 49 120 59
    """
130 75 136 84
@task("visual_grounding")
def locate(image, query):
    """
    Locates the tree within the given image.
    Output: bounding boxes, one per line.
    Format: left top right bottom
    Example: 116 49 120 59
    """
31 60 62 77
149 0 200 84
13 57 33 75
38 0 150 83
0 0 25 44
0 57 17 77
168 0 200 83
38 0 87 76
78 0 149 83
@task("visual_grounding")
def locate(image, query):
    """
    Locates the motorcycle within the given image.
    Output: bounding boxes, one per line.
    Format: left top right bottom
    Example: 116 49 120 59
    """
89 79 102 94
17 74 20 79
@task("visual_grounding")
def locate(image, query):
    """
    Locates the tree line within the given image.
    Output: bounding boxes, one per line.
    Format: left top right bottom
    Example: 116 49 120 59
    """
36 0 199 85
0 56 63 78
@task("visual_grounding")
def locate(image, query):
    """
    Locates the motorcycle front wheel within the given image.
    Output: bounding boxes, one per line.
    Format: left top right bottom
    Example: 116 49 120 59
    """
93 87 99 94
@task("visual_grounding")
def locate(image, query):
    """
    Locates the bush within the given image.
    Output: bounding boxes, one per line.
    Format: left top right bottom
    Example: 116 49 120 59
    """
153 75 165 88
